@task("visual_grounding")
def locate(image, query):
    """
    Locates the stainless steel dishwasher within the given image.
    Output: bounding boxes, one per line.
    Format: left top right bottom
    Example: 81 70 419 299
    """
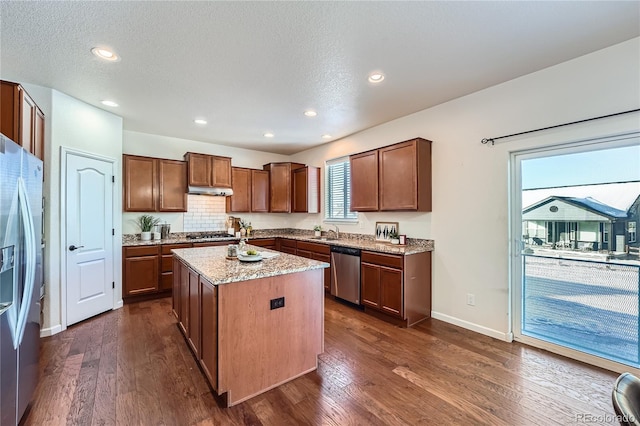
330 246 361 304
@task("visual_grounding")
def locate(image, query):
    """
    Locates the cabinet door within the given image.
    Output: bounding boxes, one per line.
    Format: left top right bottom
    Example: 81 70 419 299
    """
33 108 45 161
380 266 403 318
179 261 190 335
250 239 275 248
379 141 417 210
19 87 36 150
124 255 159 296
296 248 313 259
360 262 381 308
158 159 187 212
251 170 269 212
172 257 181 319
200 277 218 388
186 153 212 187
350 150 379 211
123 155 157 211
292 167 308 213
188 268 201 357
0 81 19 142
227 167 251 212
211 156 232 187
312 253 331 292
268 163 291 212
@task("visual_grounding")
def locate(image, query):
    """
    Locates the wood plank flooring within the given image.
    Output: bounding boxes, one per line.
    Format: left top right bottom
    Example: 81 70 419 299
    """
23 297 620 425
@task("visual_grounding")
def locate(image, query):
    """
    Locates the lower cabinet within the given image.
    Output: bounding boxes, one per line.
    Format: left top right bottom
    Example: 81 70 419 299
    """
199 276 218 387
188 267 201 357
123 246 160 297
296 241 331 292
278 238 297 255
361 250 432 327
250 238 276 250
161 243 191 290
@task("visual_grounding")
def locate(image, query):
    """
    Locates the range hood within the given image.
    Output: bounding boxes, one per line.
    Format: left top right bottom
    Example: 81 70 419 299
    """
188 186 234 196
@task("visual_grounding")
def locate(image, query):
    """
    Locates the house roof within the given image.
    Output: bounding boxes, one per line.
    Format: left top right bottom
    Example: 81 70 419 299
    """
522 181 640 212
523 195 629 220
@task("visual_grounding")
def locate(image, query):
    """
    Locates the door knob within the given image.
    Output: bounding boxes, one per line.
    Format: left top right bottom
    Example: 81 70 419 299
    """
68 245 84 251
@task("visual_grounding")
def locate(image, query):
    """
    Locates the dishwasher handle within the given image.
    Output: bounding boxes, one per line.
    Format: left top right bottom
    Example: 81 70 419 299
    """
330 245 361 257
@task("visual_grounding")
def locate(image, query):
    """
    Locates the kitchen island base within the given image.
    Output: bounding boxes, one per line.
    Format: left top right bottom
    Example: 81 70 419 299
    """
173 253 325 407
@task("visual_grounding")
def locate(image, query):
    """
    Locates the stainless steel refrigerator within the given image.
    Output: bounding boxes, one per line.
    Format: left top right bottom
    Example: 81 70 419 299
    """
0 134 42 425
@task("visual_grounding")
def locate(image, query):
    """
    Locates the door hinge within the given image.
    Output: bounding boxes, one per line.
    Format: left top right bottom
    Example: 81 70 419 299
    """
112 281 115 289
112 175 115 183
112 228 115 236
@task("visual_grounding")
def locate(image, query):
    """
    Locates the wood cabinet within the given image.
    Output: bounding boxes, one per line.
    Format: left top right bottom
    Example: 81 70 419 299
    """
123 246 160 297
226 167 251 212
188 267 201 357
360 250 432 327
350 150 379 211
179 260 189 335
249 238 276 250
227 168 271 213
350 138 432 212
293 166 320 213
0 80 45 162
185 152 232 188
123 154 187 212
251 170 270 212
161 244 191 291
297 241 331 292
172 256 182 319
263 162 305 213
277 238 297 255
199 276 218 387
191 241 231 248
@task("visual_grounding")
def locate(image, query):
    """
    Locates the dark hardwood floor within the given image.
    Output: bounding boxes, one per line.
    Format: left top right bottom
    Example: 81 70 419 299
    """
24 296 620 425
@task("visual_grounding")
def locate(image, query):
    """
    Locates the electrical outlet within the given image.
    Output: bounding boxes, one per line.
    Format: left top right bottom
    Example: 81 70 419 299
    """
466 293 475 306
270 297 285 310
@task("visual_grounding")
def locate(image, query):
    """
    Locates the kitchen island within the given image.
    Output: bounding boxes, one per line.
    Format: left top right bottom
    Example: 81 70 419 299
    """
171 245 328 407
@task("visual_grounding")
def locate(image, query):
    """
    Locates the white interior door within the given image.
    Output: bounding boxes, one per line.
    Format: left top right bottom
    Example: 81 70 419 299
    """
65 152 114 325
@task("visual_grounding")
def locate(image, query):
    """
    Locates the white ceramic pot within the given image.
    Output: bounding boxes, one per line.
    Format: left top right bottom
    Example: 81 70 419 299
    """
314 231 321 237
141 231 151 241
390 238 400 245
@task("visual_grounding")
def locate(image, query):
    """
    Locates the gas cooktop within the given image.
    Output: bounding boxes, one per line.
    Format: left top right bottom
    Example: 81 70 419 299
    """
186 232 234 240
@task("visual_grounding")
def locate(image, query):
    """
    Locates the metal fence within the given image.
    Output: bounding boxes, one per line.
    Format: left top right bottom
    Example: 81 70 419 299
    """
522 254 640 367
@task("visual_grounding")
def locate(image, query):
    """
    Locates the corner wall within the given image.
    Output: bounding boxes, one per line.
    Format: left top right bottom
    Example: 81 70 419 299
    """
289 37 640 339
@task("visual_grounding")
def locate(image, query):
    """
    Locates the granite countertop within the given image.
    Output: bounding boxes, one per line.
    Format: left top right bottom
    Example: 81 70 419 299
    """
123 229 434 255
172 245 329 285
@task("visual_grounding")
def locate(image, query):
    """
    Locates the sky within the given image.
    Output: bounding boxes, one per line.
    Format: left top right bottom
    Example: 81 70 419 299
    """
522 144 640 190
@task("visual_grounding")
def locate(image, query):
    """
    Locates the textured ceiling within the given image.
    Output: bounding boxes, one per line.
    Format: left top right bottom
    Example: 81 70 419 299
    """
1 1 638 155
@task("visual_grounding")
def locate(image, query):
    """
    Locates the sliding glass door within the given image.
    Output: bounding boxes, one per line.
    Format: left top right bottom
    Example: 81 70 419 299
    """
511 134 640 371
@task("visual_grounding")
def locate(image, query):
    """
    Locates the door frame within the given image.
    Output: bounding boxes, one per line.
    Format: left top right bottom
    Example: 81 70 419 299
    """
60 146 119 330
509 131 640 373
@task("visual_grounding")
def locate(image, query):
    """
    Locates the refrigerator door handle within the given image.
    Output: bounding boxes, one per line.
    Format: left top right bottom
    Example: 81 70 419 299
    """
15 177 36 348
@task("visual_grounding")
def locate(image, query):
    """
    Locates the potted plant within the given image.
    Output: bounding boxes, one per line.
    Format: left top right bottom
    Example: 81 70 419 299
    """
239 219 251 236
388 230 400 245
137 214 160 241
313 225 322 237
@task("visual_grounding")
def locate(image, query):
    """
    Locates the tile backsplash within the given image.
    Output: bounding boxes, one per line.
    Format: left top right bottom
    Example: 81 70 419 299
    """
183 195 227 232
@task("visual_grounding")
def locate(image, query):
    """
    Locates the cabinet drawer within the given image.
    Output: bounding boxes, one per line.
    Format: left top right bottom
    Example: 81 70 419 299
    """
124 245 160 257
280 246 297 255
296 249 313 259
250 238 276 248
361 251 403 269
297 241 330 254
162 243 192 254
279 238 297 248
192 241 230 248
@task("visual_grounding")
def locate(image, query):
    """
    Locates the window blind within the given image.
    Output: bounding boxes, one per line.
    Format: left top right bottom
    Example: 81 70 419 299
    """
325 157 357 220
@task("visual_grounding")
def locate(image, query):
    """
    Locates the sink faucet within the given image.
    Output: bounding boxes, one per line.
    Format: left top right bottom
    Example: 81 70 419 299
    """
331 224 339 239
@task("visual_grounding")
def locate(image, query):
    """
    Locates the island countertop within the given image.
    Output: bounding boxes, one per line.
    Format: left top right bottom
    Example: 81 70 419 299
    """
171 245 329 285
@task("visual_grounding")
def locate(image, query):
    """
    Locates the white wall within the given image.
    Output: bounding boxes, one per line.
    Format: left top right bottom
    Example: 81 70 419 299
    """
22 84 124 336
122 131 292 233
290 38 640 339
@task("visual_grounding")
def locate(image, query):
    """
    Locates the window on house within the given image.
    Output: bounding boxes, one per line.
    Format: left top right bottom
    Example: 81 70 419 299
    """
325 157 357 221
629 221 637 243
603 223 609 243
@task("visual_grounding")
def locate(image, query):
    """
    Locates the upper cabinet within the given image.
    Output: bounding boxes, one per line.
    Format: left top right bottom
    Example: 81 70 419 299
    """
293 166 320 213
1 80 45 162
226 167 272 213
263 162 305 213
350 150 379 211
123 154 187 212
185 152 232 188
350 138 432 212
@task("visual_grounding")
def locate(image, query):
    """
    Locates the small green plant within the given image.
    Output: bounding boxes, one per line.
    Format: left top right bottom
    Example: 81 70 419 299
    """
136 214 160 232
313 225 322 231
239 219 251 229
388 230 399 240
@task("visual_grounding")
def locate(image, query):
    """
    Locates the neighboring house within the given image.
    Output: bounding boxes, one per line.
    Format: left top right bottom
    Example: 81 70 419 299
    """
522 182 640 252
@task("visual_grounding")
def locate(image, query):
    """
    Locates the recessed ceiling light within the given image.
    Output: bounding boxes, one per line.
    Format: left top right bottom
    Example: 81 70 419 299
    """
91 47 120 62
194 119 207 125
304 110 317 117
264 132 275 138
100 100 119 107
368 73 385 83
321 134 332 139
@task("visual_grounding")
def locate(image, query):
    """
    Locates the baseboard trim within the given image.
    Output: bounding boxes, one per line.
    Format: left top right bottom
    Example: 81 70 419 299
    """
431 311 511 342
40 324 62 337
114 299 123 310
